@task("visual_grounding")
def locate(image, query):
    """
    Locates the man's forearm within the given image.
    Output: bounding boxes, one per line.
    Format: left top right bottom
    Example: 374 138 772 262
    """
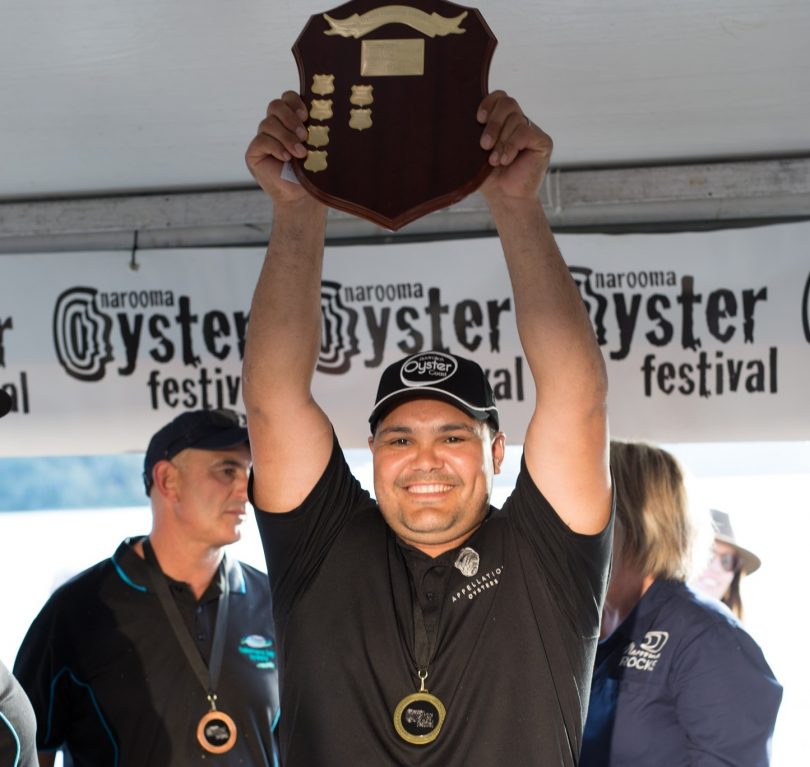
243 197 328 413
488 196 607 406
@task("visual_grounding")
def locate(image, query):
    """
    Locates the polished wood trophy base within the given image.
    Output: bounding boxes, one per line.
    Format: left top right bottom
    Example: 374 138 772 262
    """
291 0 497 231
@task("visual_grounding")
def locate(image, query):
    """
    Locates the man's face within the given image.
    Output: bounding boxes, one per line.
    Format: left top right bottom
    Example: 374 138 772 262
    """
168 444 251 549
368 398 504 556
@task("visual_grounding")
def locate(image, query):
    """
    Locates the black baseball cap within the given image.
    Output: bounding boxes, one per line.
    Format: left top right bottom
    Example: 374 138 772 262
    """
0 389 12 419
369 351 499 433
143 408 249 495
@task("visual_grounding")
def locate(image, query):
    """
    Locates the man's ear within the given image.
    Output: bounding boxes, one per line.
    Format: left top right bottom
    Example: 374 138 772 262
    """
152 460 180 501
492 431 506 475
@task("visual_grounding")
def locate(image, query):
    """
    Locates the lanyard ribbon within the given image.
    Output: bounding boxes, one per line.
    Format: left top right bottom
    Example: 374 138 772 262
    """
142 538 230 706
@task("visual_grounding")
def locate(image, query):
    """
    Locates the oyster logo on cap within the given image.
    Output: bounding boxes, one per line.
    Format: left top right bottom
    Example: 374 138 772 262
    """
400 352 458 387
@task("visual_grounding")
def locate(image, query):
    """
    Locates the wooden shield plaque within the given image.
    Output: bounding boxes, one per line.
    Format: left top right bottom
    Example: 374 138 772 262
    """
291 0 497 231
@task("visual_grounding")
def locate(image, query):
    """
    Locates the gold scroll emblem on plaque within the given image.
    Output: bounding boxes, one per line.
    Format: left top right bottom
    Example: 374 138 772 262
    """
323 6 468 38
304 150 328 172
361 39 424 76
350 84 374 106
307 125 330 147
311 74 335 95
310 99 334 120
349 108 372 131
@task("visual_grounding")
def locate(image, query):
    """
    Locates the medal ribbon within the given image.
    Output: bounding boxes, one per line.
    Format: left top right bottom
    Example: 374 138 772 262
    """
411 591 438 684
142 538 230 708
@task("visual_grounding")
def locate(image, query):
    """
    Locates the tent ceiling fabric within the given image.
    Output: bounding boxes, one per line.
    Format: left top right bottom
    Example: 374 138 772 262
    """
1 0 808 202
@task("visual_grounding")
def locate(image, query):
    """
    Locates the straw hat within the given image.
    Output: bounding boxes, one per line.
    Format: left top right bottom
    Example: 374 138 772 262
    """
710 509 761 575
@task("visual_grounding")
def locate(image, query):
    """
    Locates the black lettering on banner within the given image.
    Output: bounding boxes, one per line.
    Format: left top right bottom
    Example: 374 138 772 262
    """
424 288 450 353
149 314 174 363
117 313 143 375
363 306 389 367
676 276 702 352
645 294 673 347
802 271 810 344
175 296 201 367
203 310 231 360
319 281 359 375
396 306 423 356
569 267 608 345
0 316 13 366
641 348 777 398
52 287 253 396
53 287 113 382
611 293 642 361
454 300 483 352
147 367 242 410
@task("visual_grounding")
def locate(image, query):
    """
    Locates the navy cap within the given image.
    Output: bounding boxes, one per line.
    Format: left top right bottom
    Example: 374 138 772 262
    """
0 389 12 419
143 408 249 495
369 351 499 433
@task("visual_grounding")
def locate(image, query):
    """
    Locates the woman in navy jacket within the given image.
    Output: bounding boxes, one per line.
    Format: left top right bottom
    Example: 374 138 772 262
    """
580 441 782 767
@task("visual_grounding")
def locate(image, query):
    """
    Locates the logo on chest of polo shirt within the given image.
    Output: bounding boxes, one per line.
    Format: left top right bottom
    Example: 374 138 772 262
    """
454 547 480 577
619 630 670 672
238 635 276 670
450 564 503 604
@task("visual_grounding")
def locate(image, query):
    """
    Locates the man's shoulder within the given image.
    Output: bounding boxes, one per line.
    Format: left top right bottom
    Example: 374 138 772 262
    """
234 560 271 591
41 539 141 609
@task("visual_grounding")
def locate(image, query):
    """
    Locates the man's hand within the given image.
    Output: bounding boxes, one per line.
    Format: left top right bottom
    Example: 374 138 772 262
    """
476 90 553 203
245 91 322 207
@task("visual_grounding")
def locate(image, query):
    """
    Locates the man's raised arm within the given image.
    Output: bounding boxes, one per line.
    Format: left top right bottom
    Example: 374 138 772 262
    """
477 91 611 534
243 92 334 513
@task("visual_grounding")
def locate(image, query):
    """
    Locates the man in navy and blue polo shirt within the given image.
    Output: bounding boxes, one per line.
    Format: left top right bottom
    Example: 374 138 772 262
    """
14 409 279 766
242 90 614 765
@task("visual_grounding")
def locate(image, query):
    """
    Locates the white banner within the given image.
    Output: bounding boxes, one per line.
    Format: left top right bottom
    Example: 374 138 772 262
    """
1 222 809 455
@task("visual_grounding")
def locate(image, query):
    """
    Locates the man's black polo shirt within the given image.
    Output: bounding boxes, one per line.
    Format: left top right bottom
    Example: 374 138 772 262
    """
14 538 279 766
253 435 613 767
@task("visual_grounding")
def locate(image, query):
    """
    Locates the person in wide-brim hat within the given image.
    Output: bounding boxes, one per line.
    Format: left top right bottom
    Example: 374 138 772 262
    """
693 508 761 620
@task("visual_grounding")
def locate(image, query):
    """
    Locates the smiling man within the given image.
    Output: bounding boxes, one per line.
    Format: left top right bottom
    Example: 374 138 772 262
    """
243 89 614 766
14 409 279 766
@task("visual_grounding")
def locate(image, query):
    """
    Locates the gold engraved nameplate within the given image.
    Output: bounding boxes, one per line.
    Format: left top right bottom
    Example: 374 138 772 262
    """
361 39 424 76
291 0 497 230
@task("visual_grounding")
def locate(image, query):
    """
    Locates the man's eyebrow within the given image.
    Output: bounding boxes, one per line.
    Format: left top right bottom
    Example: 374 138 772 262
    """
436 422 477 434
377 422 477 437
376 424 413 437
212 456 251 468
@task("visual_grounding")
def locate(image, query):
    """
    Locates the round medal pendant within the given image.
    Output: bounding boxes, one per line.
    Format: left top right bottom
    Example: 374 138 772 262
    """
393 692 446 745
197 709 238 754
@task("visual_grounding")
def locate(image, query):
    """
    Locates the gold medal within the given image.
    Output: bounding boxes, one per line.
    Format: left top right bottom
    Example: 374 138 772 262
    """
393 670 446 745
197 708 238 754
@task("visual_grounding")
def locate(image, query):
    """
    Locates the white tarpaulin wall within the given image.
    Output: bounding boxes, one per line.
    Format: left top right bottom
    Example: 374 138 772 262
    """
1 221 809 456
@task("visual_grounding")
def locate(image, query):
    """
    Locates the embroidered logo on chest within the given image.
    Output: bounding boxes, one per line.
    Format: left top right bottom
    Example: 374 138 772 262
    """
238 634 277 670
619 630 670 672
454 547 480 577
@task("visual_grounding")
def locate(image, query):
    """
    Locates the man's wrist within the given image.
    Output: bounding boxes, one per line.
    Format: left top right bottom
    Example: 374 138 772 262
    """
484 194 547 224
272 194 327 219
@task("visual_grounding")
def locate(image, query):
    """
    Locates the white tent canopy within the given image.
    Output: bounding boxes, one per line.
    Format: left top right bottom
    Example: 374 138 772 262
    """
1 0 809 251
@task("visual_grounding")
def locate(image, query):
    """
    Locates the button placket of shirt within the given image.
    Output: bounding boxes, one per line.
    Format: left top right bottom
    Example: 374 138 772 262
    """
418 564 449 646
